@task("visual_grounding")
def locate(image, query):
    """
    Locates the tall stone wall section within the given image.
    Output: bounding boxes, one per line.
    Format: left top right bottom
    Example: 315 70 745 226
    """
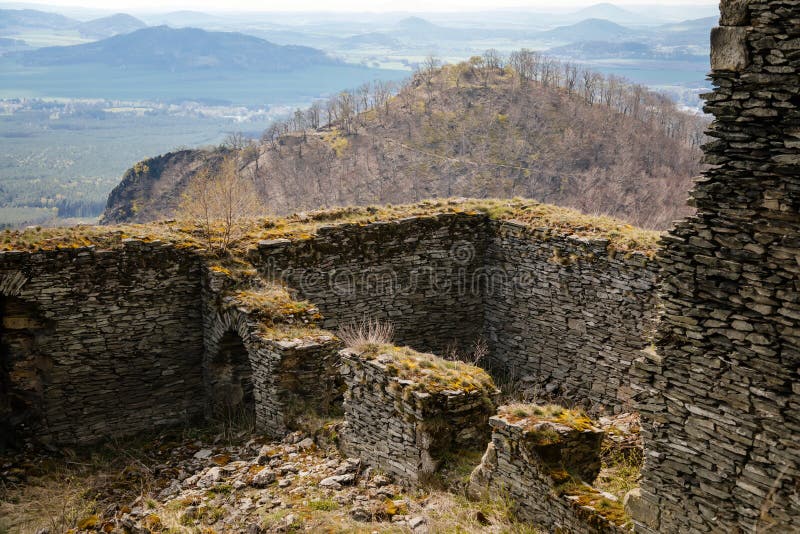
252 215 659 411
633 1 800 531
485 221 659 410
0 241 205 445
250 214 488 355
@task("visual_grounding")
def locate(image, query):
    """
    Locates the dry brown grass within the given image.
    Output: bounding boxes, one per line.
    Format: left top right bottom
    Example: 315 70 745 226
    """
422 491 543 533
0 441 160 534
337 318 395 351
499 403 595 432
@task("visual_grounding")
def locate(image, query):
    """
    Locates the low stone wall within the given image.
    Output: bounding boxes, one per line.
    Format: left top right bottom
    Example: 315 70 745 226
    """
469 405 630 533
0 241 204 446
339 346 497 481
0 203 661 449
250 213 489 354
484 221 659 410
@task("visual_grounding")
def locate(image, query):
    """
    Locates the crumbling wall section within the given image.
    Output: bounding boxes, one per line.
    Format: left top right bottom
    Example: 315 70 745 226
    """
469 405 629 533
250 213 489 355
340 347 497 481
632 1 800 531
201 268 342 438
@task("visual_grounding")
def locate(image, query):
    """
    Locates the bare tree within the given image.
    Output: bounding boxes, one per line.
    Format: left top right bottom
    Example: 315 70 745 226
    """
483 48 503 70
222 131 248 151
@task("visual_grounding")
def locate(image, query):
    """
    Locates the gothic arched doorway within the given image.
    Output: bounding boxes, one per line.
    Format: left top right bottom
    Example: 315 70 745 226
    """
207 330 255 426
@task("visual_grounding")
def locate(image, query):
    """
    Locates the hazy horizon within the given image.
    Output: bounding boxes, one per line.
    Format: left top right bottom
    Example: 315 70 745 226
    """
1 0 719 14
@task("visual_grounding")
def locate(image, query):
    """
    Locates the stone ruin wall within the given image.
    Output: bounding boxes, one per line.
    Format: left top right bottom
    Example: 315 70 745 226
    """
469 408 628 534
0 242 205 446
249 213 490 355
0 212 659 447
200 267 343 437
485 220 658 411
1 1 799 530
632 0 800 531
339 348 496 482
251 214 659 412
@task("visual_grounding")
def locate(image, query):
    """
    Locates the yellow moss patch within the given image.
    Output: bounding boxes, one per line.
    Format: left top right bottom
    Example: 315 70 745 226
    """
558 481 630 527
230 286 316 323
77 514 100 529
500 403 595 432
356 344 497 397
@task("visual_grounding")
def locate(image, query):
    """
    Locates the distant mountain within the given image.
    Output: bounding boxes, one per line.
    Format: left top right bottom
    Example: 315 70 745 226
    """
341 32 401 49
77 13 146 39
390 16 469 41
566 3 640 24
539 18 637 42
548 40 704 61
0 36 29 53
394 16 442 32
14 26 336 71
0 8 77 31
143 10 220 28
655 16 716 46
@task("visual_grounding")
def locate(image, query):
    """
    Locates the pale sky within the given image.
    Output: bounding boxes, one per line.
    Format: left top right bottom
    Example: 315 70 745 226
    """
13 0 719 13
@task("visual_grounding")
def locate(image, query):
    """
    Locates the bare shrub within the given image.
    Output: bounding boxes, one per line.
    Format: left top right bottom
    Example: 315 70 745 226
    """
337 317 395 351
444 336 489 367
178 155 263 253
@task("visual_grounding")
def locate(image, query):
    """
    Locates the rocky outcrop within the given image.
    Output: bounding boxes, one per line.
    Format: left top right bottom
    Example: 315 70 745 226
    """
101 148 229 224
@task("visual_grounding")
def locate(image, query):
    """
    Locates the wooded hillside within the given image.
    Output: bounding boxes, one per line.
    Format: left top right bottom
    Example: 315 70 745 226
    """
103 53 706 229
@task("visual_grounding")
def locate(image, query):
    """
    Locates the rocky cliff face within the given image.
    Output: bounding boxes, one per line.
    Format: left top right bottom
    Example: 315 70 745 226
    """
101 148 230 225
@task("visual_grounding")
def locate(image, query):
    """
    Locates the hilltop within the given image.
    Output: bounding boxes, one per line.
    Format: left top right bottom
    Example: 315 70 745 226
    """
539 18 637 42
103 59 704 230
13 25 334 71
0 8 77 31
76 13 147 39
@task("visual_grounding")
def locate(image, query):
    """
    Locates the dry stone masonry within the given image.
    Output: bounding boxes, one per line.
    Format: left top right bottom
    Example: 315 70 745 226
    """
250 213 489 355
0 241 205 446
0 210 659 448
632 0 800 531
469 405 629 533
251 214 659 412
201 265 343 437
3 0 800 530
339 346 498 481
485 221 658 410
